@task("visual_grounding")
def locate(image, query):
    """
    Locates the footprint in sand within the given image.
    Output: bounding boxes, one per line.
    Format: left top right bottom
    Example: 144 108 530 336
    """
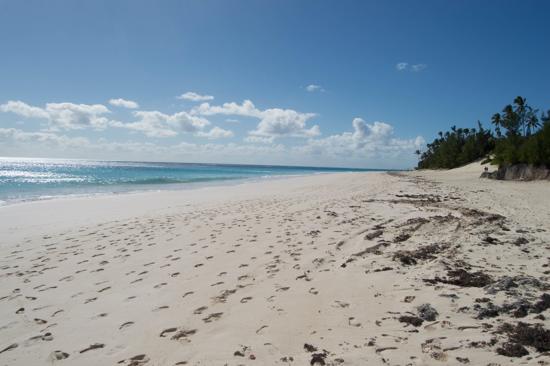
49 350 69 361
120 354 149 365
152 306 169 312
348 317 361 327
119 321 134 330
160 327 178 337
202 312 223 323
0 343 18 354
240 296 253 303
193 306 208 315
170 329 197 341
79 343 104 353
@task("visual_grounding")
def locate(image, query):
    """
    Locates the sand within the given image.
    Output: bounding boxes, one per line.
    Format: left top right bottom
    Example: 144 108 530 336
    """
0 168 549 365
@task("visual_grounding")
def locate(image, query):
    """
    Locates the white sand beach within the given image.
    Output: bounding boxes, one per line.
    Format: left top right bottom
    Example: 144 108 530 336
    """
1 169 549 365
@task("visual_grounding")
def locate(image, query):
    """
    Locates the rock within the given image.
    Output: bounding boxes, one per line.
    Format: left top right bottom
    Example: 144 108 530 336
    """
485 164 550 181
417 303 439 321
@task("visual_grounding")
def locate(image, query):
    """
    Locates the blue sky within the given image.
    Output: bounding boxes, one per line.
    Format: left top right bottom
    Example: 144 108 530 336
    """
1 0 549 168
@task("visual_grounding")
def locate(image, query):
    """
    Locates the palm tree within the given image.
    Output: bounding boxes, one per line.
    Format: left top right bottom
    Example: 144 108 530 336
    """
502 104 520 135
526 114 540 135
513 96 526 110
491 113 502 137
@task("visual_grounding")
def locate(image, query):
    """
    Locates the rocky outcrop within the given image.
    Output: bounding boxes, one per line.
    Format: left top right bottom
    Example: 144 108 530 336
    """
481 164 550 181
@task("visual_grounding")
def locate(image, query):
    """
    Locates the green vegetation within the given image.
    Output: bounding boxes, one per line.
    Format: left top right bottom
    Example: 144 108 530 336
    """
417 97 550 169
416 122 494 169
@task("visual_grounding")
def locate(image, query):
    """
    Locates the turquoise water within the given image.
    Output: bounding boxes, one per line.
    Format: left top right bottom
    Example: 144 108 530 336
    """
0 157 378 204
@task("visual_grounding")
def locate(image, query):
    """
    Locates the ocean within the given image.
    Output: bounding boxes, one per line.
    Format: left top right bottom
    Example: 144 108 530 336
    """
0 157 378 205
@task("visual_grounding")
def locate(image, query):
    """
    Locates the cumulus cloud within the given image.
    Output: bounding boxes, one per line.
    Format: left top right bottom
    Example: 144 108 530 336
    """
0 100 111 130
192 99 319 140
109 98 139 109
249 108 319 138
112 110 210 138
1 98 423 168
305 84 324 92
396 62 409 71
0 100 49 119
177 92 214 102
297 118 424 161
196 126 234 139
192 99 261 117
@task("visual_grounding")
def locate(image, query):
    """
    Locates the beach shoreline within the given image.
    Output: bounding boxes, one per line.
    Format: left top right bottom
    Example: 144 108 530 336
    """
1 169 549 365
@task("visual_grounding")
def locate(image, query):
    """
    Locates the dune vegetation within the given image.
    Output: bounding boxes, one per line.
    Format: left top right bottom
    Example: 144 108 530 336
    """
417 97 550 170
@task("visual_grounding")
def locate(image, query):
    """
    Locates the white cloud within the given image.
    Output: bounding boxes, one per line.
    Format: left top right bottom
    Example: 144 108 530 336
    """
0 100 49 119
396 62 408 71
1 98 423 168
45 103 111 130
305 84 324 92
244 135 275 144
396 62 427 72
0 127 288 163
196 126 234 139
192 99 261 117
0 127 90 148
109 98 139 109
249 108 320 138
112 110 210 138
177 92 214 102
0 100 111 130
411 64 427 72
192 99 319 140
297 118 424 161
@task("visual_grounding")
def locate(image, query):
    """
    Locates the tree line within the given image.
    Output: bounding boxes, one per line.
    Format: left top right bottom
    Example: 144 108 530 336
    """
416 97 550 169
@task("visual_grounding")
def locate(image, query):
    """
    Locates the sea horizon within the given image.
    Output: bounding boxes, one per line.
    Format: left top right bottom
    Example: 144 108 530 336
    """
0 156 387 205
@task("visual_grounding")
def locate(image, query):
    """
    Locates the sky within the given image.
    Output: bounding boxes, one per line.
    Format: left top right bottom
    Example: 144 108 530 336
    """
1 0 549 169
